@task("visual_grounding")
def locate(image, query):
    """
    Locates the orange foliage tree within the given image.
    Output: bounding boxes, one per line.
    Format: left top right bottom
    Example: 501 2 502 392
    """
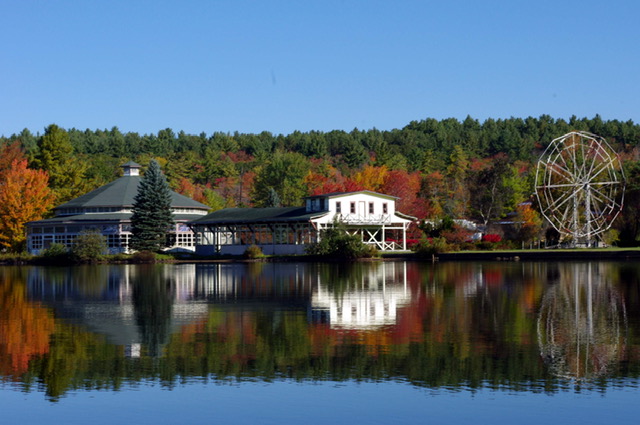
0 159 56 251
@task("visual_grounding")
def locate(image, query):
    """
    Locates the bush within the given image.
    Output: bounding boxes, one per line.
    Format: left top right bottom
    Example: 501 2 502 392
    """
131 250 157 263
244 245 264 259
306 220 371 259
361 244 380 258
482 234 502 243
413 237 451 256
71 230 107 263
42 243 69 259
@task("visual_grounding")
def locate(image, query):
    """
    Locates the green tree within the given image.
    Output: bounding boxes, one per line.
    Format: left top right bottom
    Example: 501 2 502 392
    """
130 160 175 252
252 151 310 207
34 124 90 203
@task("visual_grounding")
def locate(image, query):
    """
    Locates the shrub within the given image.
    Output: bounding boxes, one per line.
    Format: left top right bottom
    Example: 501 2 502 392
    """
361 244 380 258
71 230 107 263
131 250 157 263
244 244 264 259
413 237 451 256
482 234 502 243
42 243 69 259
306 220 370 259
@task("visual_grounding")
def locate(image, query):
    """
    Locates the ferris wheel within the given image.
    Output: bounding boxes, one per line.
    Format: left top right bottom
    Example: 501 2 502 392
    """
535 131 625 245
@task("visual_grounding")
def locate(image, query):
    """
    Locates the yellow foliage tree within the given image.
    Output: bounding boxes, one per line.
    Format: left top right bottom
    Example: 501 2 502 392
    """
352 165 388 192
0 159 56 251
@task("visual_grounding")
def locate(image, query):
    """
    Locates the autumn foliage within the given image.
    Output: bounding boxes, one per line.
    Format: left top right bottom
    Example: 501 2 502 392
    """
0 159 55 251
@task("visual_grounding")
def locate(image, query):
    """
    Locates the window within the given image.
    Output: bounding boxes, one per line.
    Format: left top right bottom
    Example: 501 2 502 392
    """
368 202 374 214
336 202 341 213
383 203 388 214
350 202 356 214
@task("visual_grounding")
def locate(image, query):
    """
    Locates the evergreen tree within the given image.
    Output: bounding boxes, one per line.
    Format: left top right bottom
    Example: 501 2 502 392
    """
130 160 175 252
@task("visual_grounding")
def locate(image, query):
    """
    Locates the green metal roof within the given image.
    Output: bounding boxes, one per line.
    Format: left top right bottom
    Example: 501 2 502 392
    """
29 212 206 226
191 207 328 225
54 176 209 211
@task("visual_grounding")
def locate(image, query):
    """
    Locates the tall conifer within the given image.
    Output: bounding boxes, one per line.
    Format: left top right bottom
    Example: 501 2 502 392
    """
130 160 174 252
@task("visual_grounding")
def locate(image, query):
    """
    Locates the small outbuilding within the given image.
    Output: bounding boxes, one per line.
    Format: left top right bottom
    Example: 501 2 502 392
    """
190 191 415 256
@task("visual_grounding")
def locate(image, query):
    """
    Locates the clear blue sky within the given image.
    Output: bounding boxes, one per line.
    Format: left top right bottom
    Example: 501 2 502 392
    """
2 0 639 137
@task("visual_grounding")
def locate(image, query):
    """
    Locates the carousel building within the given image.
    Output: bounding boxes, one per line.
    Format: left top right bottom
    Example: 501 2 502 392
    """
191 191 415 256
26 161 210 254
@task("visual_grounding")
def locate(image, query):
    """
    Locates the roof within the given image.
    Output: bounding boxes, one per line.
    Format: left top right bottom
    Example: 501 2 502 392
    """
54 175 209 211
28 212 206 225
192 207 328 225
305 190 399 200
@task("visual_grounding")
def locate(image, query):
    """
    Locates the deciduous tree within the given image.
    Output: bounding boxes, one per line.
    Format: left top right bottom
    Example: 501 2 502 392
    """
0 159 55 251
34 124 90 203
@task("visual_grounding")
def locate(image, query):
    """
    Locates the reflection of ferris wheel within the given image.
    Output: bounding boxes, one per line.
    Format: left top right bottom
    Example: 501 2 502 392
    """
535 131 625 245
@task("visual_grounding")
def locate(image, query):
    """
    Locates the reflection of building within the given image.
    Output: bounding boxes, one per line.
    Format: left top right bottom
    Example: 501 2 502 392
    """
26 162 209 254
311 263 411 330
26 264 209 355
191 191 414 256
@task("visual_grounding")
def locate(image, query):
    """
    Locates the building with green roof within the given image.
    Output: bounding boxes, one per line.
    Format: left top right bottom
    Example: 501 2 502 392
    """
191 191 414 256
26 162 210 254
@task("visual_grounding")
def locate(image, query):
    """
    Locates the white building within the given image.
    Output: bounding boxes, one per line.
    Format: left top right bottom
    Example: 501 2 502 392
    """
191 191 415 256
26 162 210 254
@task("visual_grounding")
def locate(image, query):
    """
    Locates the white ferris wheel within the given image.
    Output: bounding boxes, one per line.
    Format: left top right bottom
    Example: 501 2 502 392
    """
535 131 625 246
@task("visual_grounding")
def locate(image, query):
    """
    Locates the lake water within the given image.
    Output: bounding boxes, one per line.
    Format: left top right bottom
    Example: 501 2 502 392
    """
1 261 639 424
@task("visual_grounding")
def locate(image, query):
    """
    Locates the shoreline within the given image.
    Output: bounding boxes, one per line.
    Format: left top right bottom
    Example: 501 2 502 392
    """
4 248 640 266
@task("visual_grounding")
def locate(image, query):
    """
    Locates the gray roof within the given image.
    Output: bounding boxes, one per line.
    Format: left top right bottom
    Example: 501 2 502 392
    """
54 175 209 211
192 207 328 225
29 212 206 226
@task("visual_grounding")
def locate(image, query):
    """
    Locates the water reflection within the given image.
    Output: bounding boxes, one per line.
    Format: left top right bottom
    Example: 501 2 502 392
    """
0 261 639 400
538 263 627 382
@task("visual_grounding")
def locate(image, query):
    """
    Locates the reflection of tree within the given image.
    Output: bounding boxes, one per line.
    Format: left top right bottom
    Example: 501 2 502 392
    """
538 263 627 382
0 268 55 376
131 265 175 357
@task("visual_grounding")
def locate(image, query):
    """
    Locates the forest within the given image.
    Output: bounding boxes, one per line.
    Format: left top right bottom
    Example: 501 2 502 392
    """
2 114 640 251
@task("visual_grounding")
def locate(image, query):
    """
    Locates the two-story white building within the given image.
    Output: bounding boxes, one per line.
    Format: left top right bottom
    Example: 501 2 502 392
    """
191 191 415 256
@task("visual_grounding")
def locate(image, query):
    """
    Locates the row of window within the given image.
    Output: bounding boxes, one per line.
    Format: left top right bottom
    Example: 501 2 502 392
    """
56 207 206 216
57 207 129 215
336 201 389 215
29 233 196 251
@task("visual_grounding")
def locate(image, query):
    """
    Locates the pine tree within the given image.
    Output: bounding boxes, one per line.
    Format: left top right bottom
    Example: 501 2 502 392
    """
130 160 175 252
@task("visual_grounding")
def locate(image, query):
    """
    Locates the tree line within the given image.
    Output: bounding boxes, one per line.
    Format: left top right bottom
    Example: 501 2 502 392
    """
2 114 640 251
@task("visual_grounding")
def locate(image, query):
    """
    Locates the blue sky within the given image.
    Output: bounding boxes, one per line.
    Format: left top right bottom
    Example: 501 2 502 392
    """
2 0 639 137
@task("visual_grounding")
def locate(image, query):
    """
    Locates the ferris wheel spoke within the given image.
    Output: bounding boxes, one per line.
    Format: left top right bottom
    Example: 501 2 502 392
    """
589 186 620 207
545 163 575 184
588 156 619 183
543 187 579 213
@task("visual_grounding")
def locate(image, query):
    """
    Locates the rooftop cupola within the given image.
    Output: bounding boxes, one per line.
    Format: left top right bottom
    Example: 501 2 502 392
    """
121 161 142 177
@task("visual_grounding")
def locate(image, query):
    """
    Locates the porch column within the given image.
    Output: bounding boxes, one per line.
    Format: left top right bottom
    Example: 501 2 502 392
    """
402 223 407 250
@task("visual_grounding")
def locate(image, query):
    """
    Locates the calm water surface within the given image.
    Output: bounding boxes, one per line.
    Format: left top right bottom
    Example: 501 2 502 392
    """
1 261 639 424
